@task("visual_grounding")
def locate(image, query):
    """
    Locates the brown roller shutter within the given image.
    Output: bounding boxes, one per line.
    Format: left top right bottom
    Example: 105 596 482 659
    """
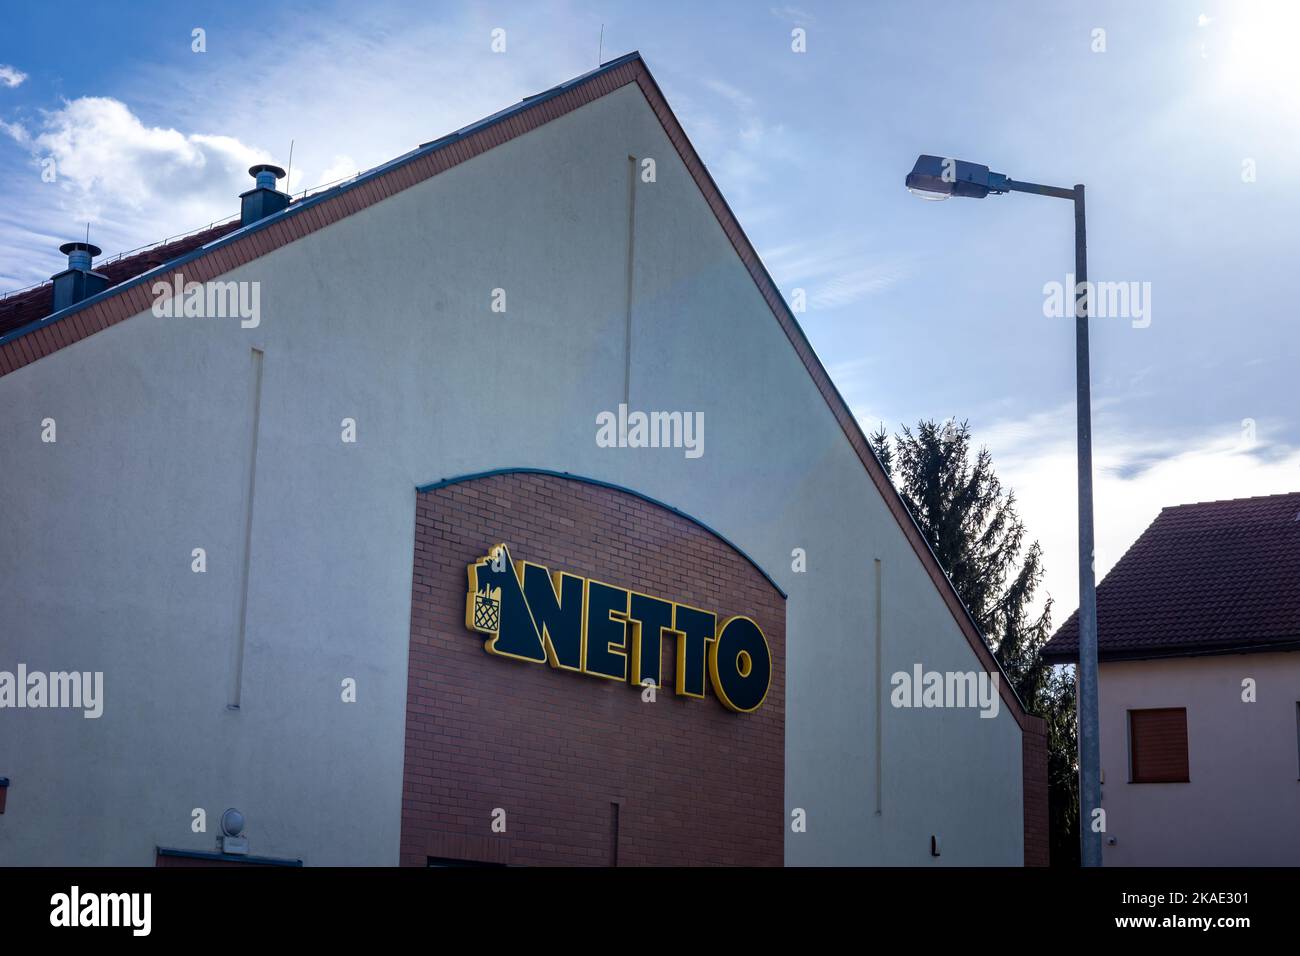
1129 708 1189 783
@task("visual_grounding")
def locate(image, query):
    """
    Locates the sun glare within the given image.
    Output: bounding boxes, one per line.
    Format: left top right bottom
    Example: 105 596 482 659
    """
1215 2 1300 107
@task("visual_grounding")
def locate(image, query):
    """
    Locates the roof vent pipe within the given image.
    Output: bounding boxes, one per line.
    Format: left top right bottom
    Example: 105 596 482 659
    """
253 166 280 190
240 163 290 226
51 241 110 314
65 244 94 271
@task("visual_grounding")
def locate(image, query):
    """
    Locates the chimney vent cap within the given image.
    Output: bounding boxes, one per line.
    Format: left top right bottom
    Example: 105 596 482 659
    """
248 164 287 194
58 241 102 258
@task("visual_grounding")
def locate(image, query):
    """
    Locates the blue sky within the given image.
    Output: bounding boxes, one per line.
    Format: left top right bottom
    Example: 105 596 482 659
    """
2 0 1297 620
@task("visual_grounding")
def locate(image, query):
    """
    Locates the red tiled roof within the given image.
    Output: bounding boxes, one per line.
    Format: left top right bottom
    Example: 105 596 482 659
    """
0 220 243 337
1043 491 1300 662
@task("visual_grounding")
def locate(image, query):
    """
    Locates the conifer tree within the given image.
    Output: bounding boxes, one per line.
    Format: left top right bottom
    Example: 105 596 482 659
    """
871 418 1078 865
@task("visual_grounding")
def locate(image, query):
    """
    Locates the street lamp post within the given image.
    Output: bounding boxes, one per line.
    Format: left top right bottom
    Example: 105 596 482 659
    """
904 155 1102 868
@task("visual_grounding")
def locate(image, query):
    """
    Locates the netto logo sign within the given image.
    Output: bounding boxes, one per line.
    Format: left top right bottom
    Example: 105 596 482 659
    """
466 544 771 713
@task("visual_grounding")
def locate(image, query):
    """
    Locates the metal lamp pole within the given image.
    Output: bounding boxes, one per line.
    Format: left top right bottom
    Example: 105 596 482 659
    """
905 157 1102 867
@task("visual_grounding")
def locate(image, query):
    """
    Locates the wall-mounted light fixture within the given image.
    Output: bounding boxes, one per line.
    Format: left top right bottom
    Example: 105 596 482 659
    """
220 807 249 855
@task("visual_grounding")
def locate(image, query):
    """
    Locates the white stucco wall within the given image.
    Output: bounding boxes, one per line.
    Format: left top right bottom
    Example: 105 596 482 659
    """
1099 652 1300 865
0 81 1026 866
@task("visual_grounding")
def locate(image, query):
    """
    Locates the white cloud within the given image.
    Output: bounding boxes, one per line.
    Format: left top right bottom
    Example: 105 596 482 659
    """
0 119 29 144
762 236 914 309
808 261 912 309
17 98 266 223
668 69 803 229
1 2 594 284
25 98 270 223
770 6 814 22
700 78 756 114
980 404 1300 624
128 7 592 202
317 155 360 189
0 97 275 288
0 65 27 88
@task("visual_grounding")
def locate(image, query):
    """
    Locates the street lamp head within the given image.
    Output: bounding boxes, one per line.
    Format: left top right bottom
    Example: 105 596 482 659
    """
905 154 1009 200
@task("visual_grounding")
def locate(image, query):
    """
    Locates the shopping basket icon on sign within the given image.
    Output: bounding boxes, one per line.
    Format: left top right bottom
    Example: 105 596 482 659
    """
473 583 501 633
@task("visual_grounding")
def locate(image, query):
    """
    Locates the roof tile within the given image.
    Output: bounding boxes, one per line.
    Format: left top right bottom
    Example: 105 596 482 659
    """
0 220 244 338
1043 491 1300 661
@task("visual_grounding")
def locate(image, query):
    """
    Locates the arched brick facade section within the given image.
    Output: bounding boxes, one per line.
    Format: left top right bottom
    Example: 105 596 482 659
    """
400 471 786 866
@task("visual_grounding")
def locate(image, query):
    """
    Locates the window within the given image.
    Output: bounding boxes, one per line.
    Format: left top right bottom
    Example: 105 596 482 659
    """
1128 707 1189 783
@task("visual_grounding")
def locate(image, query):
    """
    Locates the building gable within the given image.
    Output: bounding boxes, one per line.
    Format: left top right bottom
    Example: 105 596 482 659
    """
0 52 1037 736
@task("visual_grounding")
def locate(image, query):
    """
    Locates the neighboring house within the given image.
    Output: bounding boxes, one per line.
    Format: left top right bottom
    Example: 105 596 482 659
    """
0 53 1046 866
1044 491 1300 865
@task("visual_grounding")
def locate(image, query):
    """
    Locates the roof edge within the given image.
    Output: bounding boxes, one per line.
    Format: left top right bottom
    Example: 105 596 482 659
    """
1044 638 1300 665
0 52 648 352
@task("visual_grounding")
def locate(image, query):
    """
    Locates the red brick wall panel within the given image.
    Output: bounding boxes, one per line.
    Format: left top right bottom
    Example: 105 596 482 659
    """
1022 719 1050 866
400 472 786 866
